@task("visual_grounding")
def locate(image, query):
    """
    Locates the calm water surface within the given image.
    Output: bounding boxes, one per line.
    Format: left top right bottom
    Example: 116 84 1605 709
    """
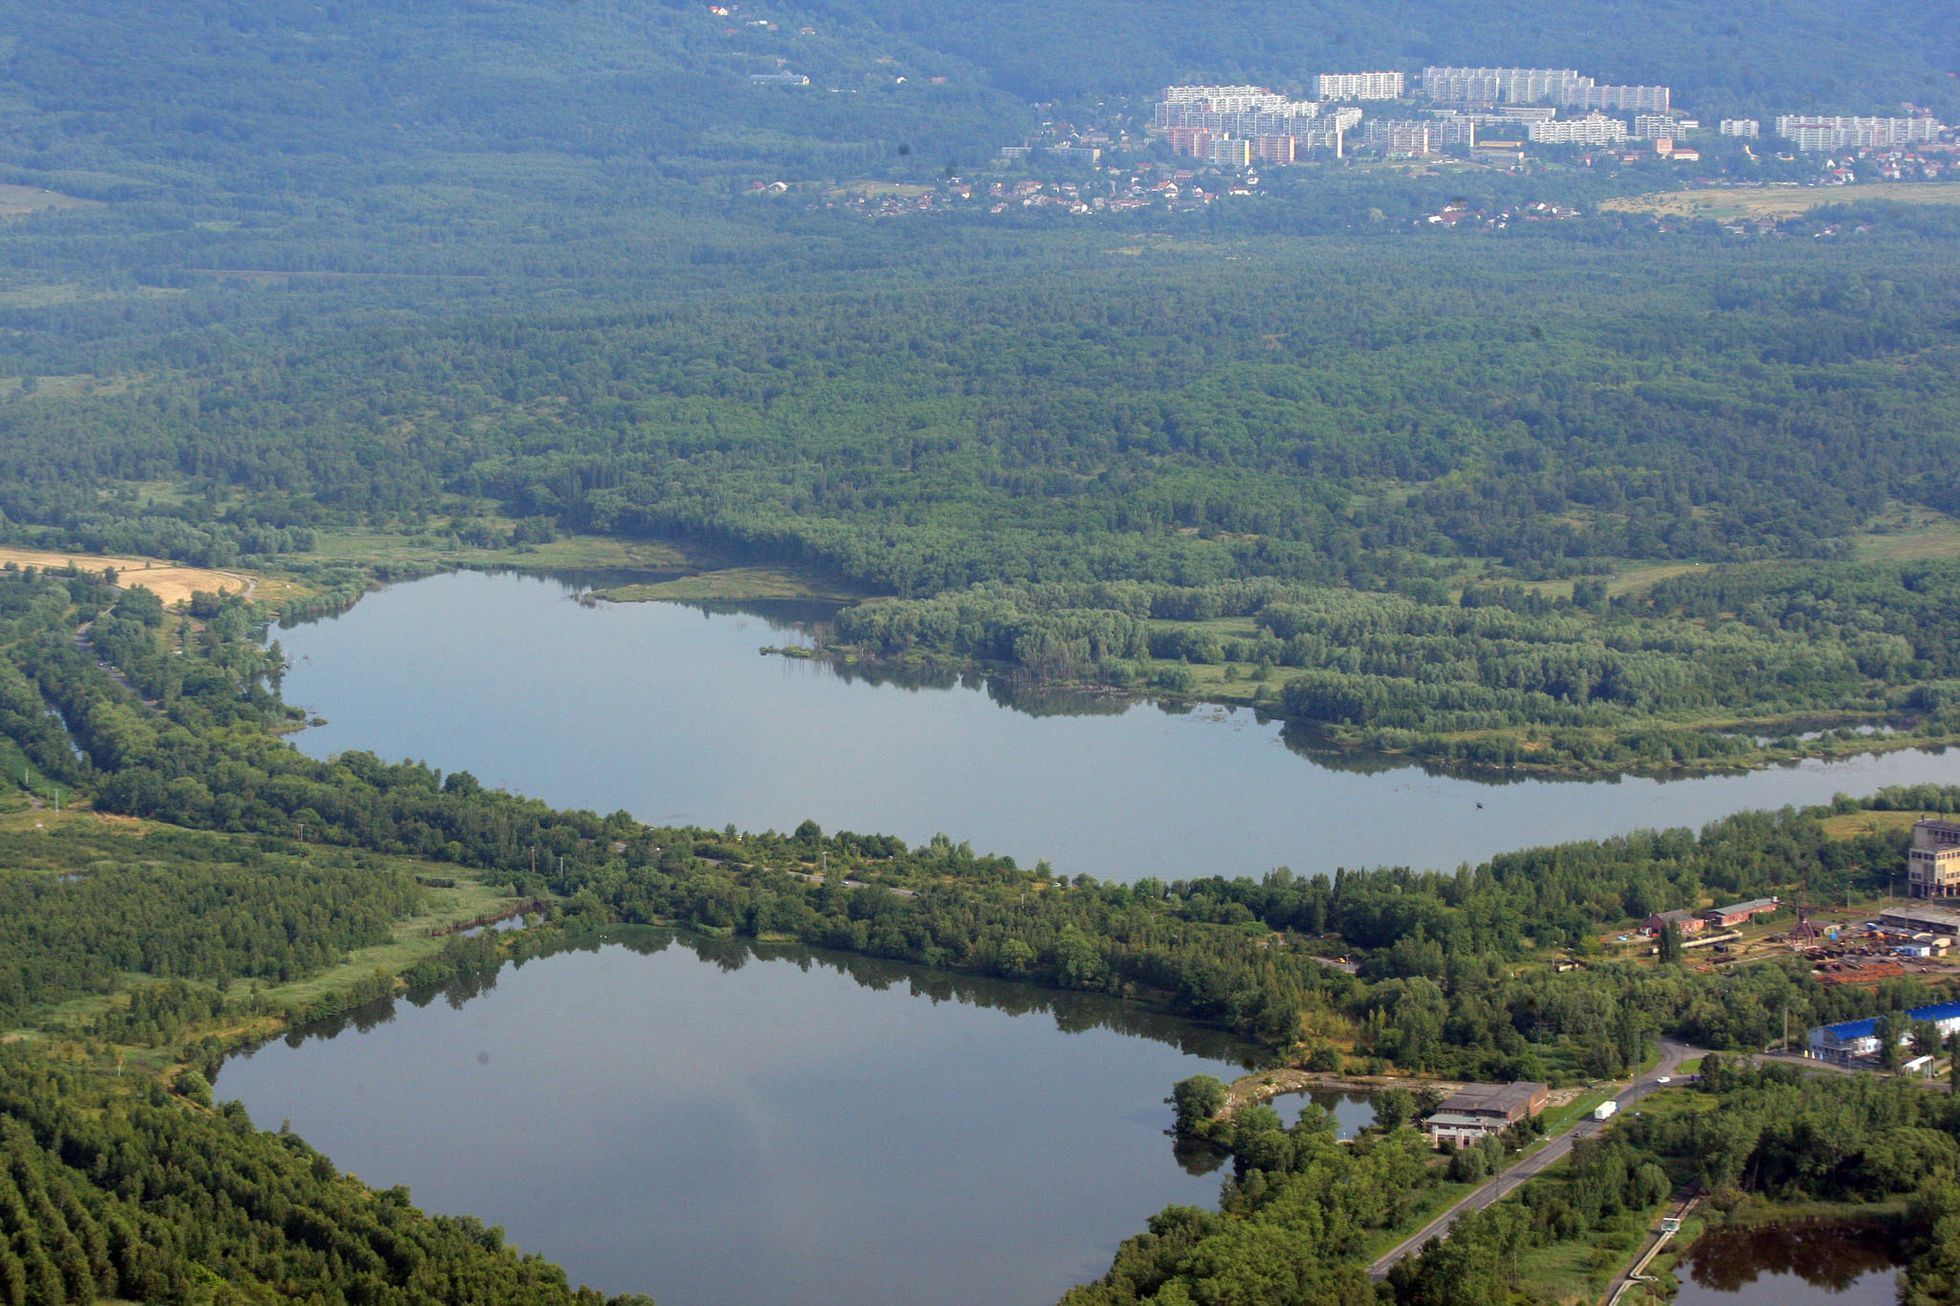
1675 1219 1902 1303
219 930 1253 1306
1263 1088 1377 1139
275 571 1960 883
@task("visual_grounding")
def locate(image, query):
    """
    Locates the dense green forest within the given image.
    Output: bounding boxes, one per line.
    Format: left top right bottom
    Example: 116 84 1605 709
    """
6 224 1960 766
0 1052 653 1306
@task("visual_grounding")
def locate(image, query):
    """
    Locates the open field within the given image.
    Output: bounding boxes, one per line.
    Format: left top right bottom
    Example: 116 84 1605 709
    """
300 525 692 574
1819 809 1941 840
0 183 100 218
1854 510 1960 562
830 180 934 198
0 546 265 605
1602 181 1960 221
597 565 860 603
253 867 517 1016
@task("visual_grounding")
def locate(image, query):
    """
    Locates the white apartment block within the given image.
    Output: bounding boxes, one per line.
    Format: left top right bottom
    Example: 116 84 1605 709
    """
1425 112 1479 147
1360 119 1433 154
1422 66 1582 104
1209 137 1253 167
1719 118 1761 138
1527 113 1630 145
1634 115 1686 140
1560 83 1671 113
1422 67 1670 114
1160 84 1279 106
1155 86 1292 128
1316 71 1405 101
1773 115 1943 150
1158 105 1322 136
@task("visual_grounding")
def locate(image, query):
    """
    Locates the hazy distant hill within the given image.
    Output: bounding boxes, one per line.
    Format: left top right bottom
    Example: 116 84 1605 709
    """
821 0 1960 116
0 0 1951 205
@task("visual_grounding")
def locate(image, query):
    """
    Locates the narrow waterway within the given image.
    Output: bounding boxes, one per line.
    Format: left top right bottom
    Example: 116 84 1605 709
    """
218 929 1255 1306
274 570 1960 884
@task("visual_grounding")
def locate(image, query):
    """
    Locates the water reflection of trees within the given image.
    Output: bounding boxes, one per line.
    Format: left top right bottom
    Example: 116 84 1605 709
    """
266 925 1261 1070
1686 1218 1901 1294
663 929 1260 1065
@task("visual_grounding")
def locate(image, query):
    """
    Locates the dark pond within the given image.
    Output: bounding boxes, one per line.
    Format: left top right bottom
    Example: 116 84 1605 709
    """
272 570 1960 884
1262 1088 1377 1139
1676 1218 1904 1304
218 928 1256 1306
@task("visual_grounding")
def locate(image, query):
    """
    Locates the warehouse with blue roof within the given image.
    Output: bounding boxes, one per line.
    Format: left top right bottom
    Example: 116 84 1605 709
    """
1808 1000 1960 1064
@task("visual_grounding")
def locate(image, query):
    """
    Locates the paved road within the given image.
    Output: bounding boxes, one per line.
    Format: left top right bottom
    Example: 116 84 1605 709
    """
1368 1038 1704 1279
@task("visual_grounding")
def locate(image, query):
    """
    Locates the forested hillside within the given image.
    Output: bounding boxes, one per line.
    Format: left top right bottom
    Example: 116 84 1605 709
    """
825 0 1960 116
0 4 1953 777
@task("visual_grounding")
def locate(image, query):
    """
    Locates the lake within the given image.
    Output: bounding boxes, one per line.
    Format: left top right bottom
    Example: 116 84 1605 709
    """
218 929 1255 1306
273 570 1960 884
1675 1219 1903 1304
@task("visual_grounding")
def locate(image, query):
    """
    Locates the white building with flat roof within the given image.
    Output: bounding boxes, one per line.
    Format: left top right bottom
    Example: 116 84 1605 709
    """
1774 116 1942 150
1316 71 1405 101
1528 113 1629 146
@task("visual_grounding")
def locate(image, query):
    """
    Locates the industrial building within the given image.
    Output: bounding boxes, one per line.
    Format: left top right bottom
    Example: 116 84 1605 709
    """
1643 908 1706 937
1880 905 1960 935
1807 999 1960 1064
1703 897 1782 929
1421 1081 1549 1147
1908 820 1960 899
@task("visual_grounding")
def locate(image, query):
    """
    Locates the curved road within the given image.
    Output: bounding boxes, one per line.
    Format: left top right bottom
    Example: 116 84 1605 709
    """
1369 1038 1704 1279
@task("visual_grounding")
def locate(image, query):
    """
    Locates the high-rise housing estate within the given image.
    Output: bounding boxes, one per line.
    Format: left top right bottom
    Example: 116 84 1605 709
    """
1560 82 1671 113
1633 115 1687 140
1315 71 1405 101
1359 120 1433 155
1154 85 1293 127
1254 135 1297 164
1527 113 1630 145
1421 67 1669 114
1719 118 1761 138
1426 113 1478 148
1158 104 1323 137
1209 138 1254 167
1422 66 1582 104
1773 115 1942 150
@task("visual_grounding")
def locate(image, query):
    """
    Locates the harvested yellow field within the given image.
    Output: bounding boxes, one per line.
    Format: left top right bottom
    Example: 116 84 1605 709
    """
0 547 257 605
1602 182 1960 221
